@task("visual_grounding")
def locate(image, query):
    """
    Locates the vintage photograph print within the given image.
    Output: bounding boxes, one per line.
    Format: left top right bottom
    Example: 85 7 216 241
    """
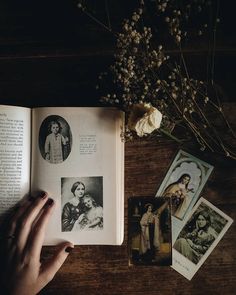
128 197 172 266
38 115 72 164
172 198 233 280
61 176 103 232
156 150 214 222
156 150 213 241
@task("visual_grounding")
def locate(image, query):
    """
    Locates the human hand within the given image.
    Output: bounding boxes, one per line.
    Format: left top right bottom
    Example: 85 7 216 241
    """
45 153 50 161
0 192 74 295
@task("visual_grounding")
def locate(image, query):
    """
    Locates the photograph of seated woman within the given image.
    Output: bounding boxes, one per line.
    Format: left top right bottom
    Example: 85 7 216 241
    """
173 210 217 264
163 173 194 220
139 201 168 262
61 181 85 232
73 194 103 230
44 120 69 164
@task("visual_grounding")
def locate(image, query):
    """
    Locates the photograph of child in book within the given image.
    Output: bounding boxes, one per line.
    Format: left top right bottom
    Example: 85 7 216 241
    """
38 115 71 164
61 177 103 232
128 197 172 266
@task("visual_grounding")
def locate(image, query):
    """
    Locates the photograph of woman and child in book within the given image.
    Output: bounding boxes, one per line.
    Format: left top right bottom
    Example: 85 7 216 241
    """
128 197 172 266
173 202 228 264
61 177 103 232
39 115 72 164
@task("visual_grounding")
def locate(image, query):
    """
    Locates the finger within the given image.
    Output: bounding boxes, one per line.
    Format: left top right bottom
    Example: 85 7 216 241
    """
4 198 33 265
6 197 33 250
15 192 49 254
26 198 55 261
39 243 74 288
7 197 32 235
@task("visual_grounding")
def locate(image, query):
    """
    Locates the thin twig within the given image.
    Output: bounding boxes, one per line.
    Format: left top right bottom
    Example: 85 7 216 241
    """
105 0 112 31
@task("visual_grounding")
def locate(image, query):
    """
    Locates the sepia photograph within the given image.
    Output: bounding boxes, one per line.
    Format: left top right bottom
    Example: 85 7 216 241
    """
156 150 214 221
61 176 103 232
38 115 72 164
128 197 172 266
172 198 233 280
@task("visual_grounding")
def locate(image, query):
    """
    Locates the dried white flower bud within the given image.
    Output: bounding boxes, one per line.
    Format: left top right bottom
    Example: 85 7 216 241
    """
138 9 143 15
128 103 162 137
165 17 170 23
172 93 177 99
176 35 181 43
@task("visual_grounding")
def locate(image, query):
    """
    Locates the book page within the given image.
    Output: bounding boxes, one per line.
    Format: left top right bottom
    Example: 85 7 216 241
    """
31 107 124 245
0 105 31 217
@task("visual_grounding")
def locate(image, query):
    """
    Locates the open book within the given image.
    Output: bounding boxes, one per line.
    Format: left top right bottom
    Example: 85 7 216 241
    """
0 105 124 245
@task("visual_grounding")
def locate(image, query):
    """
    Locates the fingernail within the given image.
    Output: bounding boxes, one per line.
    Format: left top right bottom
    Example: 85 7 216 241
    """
46 198 54 206
40 192 47 199
65 246 74 253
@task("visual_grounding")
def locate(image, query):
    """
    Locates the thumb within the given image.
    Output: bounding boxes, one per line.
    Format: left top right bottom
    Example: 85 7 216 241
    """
39 242 74 287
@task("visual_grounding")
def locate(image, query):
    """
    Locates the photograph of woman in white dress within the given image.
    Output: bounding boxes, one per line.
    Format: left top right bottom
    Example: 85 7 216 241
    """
128 197 171 265
139 203 163 260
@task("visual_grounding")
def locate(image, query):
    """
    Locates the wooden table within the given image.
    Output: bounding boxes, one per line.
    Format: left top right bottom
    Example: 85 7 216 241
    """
40 136 236 295
0 1 235 293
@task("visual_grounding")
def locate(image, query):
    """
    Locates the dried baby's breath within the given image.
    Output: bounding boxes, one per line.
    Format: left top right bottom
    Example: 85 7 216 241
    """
78 0 236 160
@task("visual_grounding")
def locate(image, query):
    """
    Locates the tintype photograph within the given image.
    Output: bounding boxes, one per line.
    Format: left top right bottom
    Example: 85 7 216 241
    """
128 197 172 266
38 115 72 164
172 198 233 280
61 176 103 232
156 150 214 221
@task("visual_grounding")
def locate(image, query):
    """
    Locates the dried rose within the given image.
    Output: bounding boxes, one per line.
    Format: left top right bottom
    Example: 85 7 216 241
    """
128 103 163 137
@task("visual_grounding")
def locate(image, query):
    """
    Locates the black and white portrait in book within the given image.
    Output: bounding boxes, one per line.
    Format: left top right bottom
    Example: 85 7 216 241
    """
61 176 103 232
38 115 72 164
172 198 233 280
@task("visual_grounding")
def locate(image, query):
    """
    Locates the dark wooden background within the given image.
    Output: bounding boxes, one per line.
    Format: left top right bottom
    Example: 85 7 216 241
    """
0 0 235 294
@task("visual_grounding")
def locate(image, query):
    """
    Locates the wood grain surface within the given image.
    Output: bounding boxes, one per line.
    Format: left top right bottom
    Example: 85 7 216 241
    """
39 137 236 295
0 1 235 294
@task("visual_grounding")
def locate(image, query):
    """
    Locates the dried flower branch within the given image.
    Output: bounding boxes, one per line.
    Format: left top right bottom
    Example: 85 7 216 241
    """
77 0 236 160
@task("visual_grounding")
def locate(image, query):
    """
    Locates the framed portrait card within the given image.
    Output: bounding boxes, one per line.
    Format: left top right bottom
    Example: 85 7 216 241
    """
128 197 172 266
156 150 214 241
172 197 233 280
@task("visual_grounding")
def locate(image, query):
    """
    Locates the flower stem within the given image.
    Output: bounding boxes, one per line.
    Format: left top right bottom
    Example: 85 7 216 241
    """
160 128 183 144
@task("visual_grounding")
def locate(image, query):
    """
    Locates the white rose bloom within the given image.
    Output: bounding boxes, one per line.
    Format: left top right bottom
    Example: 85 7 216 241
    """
128 103 162 137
